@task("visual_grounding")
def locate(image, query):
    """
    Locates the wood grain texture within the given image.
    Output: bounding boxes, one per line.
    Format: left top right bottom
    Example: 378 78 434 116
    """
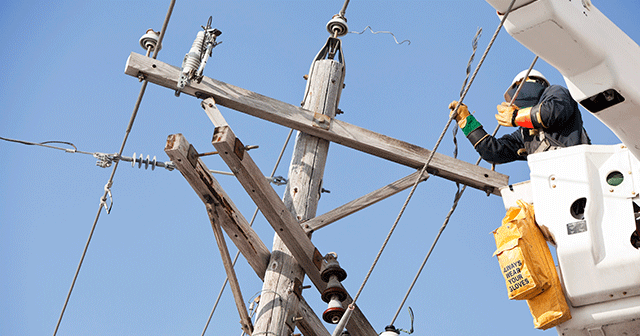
164 133 271 278
212 126 324 288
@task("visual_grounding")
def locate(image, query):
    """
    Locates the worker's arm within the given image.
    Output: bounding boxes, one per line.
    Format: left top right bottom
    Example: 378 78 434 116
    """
450 101 526 164
472 128 526 163
529 85 577 130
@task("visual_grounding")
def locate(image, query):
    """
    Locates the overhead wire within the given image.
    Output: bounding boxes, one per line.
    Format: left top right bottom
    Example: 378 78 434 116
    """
339 0 350 17
201 128 295 336
389 26 483 326
0 136 92 155
388 0 528 327
52 1 176 335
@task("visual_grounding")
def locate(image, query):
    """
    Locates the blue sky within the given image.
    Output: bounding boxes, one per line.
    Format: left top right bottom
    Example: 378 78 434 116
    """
1 1 638 335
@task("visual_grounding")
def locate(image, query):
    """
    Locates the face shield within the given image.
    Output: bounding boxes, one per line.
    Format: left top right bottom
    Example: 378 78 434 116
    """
504 78 548 108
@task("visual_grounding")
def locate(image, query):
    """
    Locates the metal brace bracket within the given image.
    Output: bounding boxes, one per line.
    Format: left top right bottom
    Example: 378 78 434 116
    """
187 144 199 168
234 137 245 160
292 277 303 298
313 248 324 271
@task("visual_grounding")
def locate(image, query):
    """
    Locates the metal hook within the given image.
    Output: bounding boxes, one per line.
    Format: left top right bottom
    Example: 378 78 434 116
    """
203 15 213 30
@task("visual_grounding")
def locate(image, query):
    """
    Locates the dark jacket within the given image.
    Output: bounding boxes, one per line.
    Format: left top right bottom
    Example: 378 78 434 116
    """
466 85 590 164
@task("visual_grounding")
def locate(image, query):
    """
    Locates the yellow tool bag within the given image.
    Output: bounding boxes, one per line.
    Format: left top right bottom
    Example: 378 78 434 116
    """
493 200 571 329
493 200 551 300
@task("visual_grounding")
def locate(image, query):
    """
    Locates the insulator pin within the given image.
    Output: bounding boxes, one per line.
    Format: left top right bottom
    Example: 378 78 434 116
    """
177 31 205 90
130 153 175 171
175 16 222 96
321 253 348 324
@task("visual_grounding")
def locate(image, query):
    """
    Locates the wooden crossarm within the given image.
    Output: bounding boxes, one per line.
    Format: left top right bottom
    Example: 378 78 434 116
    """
126 52 508 195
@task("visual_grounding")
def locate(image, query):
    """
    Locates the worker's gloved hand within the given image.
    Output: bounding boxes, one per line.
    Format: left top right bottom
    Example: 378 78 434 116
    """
495 102 518 127
449 101 470 128
448 101 485 146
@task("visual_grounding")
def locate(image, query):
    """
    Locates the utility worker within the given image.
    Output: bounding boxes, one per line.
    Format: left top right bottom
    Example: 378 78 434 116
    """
449 69 590 163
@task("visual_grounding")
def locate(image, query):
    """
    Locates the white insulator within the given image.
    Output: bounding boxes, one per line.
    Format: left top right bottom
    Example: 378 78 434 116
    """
184 31 205 71
144 155 150 169
326 15 348 37
327 296 342 309
132 152 137 168
151 156 156 171
380 331 400 336
323 295 345 324
139 29 161 52
178 31 205 89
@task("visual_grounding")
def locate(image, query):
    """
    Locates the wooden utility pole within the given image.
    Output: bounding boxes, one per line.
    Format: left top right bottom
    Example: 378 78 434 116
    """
252 38 345 336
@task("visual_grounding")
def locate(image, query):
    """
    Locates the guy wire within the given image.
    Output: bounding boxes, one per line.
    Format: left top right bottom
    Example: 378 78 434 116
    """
52 1 176 335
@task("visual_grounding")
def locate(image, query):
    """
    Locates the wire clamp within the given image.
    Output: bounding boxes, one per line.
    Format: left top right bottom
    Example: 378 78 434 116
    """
269 175 287 186
94 152 116 168
100 182 113 214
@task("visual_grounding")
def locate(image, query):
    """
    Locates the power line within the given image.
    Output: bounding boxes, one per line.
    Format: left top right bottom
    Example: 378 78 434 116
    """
1 136 291 187
0 136 92 155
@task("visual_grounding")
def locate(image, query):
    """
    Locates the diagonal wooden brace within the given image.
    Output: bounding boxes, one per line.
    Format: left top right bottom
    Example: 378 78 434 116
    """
212 125 325 287
165 133 271 278
303 170 430 233
165 133 330 336
212 125 376 336
206 204 253 335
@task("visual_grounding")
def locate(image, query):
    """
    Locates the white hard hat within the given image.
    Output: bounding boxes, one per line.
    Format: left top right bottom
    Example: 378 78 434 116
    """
504 69 550 102
510 69 549 87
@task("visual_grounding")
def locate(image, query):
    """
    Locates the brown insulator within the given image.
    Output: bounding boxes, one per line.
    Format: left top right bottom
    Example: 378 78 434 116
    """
321 253 347 282
321 276 348 303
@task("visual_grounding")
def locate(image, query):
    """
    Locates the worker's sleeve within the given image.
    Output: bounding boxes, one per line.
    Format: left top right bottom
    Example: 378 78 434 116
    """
529 85 576 130
467 126 526 164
